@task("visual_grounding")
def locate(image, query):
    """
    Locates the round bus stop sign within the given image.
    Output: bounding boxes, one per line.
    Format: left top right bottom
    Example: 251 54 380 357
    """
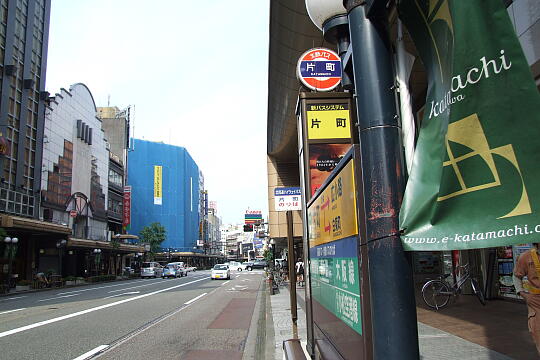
297 48 342 92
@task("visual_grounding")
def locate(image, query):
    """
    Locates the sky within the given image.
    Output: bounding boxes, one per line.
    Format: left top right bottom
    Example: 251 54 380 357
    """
46 1 270 225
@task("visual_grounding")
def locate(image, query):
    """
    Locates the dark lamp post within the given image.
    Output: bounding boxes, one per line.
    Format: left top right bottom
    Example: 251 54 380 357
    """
305 0 420 359
4 237 18 288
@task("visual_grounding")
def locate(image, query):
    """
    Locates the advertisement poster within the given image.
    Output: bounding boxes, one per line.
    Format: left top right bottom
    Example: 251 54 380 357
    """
154 165 162 205
309 143 351 196
399 0 540 251
308 159 362 335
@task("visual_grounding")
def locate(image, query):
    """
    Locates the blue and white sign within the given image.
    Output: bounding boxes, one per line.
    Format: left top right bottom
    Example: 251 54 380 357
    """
274 187 302 211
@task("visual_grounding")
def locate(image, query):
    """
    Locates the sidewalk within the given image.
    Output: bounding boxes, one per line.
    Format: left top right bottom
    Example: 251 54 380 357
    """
269 284 530 359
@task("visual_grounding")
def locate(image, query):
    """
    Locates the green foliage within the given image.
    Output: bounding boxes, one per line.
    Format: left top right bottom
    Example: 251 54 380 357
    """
263 248 273 262
139 222 166 256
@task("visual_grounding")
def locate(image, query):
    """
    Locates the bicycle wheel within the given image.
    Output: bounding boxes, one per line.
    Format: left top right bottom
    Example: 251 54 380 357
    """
422 280 451 310
470 278 486 306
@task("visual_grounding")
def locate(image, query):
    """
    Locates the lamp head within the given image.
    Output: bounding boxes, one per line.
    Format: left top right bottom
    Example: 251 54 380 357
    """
4 236 11 243
305 0 347 30
12 237 18 244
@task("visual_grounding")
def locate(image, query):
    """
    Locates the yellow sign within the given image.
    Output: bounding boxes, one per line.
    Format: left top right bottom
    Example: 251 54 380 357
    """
306 103 351 140
308 160 358 247
154 165 162 205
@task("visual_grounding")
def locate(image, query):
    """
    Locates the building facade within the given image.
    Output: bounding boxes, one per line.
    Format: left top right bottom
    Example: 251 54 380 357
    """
128 139 200 251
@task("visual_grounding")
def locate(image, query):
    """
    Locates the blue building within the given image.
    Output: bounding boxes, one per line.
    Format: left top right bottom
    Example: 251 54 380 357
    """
128 139 200 251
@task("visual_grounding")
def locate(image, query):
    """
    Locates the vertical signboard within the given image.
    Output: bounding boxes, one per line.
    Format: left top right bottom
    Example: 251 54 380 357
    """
298 93 355 200
123 185 131 228
306 152 369 358
154 165 162 205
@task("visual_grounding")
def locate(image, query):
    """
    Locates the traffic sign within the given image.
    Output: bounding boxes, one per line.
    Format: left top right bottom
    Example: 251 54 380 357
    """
70 210 77 218
274 187 302 211
297 48 342 92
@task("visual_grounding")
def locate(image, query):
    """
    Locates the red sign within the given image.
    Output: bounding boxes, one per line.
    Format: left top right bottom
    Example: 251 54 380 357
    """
123 186 131 227
69 210 77 218
297 48 342 92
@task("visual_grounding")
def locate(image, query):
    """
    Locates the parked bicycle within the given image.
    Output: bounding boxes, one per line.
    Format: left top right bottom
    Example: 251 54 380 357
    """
421 263 486 310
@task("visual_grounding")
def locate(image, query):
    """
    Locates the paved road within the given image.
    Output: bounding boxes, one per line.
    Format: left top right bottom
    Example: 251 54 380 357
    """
0 270 265 360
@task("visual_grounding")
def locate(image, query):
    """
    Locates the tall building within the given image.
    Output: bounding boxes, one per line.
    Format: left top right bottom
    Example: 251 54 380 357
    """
0 0 73 283
128 139 200 251
96 106 130 237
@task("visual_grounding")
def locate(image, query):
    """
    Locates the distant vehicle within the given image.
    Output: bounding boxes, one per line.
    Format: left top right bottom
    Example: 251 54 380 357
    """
186 266 197 272
162 265 179 278
211 264 230 280
246 260 267 271
227 261 246 271
167 262 188 277
122 266 135 275
140 262 163 278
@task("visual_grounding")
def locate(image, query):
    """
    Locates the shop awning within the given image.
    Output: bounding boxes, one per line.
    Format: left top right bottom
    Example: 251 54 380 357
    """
0 214 71 234
68 237 145 253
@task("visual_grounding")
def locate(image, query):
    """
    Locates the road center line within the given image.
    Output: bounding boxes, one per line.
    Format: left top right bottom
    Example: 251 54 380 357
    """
0 277 208 338
38 293 81 302
221 280 230 286
0 308 26 315
72 345 109 360
183 292 207 305
103 291 140 300
0 296 27 301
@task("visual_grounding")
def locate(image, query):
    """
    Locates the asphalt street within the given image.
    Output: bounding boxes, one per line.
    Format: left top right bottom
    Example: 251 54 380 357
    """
0 269 265 360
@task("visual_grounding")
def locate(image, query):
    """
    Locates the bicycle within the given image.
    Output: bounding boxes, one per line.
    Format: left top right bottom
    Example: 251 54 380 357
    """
421 263 486 310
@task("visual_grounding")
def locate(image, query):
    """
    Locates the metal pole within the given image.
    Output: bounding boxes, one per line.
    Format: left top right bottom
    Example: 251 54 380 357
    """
286 211 297 323
344 2 419 359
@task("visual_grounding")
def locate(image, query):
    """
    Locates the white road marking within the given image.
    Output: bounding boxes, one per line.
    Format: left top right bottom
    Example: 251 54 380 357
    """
0 308 26 315
0 277 208 338
183 292 207 305
38 293 80 302
107 281 168 293
221 281 230 286
103 291 140 300
1 296 27 301
56 278 157 295
72 345 109 360
418 334 450 338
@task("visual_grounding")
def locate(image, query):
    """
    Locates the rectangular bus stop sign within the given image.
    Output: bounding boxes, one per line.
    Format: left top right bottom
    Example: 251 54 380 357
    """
274 187 301 211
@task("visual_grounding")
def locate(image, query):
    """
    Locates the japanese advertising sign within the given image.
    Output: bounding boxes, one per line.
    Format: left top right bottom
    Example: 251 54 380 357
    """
399 0 540 251
153 165 162 205
309 143 352 196
306 103 351 140
308 160 358 247
245 210 262 224
123 186 131 228
297 48 341 92
308 159 362 335
274 187 302 211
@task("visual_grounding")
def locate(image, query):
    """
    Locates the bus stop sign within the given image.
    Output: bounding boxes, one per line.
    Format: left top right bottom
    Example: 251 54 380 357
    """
297 48 341 92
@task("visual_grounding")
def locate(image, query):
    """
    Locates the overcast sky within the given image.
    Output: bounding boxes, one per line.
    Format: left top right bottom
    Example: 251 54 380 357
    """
46 1 270 225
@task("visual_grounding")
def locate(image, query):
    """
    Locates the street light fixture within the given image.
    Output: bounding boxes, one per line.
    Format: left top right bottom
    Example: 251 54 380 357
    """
93 248 102 276
4 236 18 288
304 0 419 358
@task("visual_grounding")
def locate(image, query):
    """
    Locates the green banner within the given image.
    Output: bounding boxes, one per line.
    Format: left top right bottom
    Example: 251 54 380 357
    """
398 0 540 251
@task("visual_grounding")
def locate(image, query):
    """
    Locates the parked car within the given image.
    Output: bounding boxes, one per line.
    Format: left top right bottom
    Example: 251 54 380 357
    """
246 260 267 271
211 264 230 280
167 262 188 277
140 262 163 278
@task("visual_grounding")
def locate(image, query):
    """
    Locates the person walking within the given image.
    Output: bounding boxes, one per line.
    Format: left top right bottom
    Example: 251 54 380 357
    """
513 242 540 355
296 258 304 287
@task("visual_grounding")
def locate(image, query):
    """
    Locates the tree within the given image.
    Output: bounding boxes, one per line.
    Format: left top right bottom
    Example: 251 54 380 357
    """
139 222 166 258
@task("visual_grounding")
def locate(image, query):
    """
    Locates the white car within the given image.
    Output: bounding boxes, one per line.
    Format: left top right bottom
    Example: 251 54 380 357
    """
227 261 246 271
211 264 230 280
140 262 163 278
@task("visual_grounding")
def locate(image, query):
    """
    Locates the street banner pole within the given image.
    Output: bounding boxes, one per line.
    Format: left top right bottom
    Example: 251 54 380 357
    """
344 1 420 358
287 210 298 323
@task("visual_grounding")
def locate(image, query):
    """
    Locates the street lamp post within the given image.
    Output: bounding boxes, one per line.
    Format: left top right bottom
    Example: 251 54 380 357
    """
93 248 101 276
56 239 67 277
4 237 18 288
305 1 419 359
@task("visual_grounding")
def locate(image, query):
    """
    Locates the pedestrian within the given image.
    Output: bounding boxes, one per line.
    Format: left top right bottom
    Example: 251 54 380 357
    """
282 258 288 281
513 242 540 355
296 258 304 287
